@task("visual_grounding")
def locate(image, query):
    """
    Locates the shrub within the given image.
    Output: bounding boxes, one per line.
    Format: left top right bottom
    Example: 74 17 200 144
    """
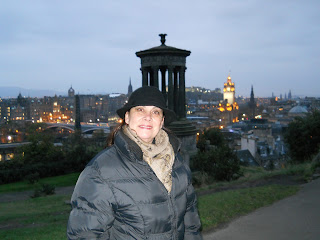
192 171 211 187
192 145 241 182
41 183 55 195
284 110 320 162
31 183 55 198
31 187 42 198
25 172 40 184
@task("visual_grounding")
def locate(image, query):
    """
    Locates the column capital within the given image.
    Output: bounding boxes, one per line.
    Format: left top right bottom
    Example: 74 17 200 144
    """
167 66 174 71
179 66 187 72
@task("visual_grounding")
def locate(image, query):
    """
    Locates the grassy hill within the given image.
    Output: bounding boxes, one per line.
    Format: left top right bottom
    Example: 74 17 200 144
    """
0 164 313 239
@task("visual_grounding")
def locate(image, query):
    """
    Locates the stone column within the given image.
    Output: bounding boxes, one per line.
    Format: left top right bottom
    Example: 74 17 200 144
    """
142 68 148 86
167 66 174 110
75 94 81 131
149 68 154 86
152 66 159 88
173 68 179 114
179 67 186 118
160 67 167 103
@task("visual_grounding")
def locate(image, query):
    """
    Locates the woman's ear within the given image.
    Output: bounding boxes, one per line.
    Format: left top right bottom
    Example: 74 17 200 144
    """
124 111 130 125
161 116 165 128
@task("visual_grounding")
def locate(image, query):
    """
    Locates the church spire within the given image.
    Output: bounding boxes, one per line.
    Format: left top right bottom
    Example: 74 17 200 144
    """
288 89 292 100
128 77 133 96
249 85 255 119
250 85 254 100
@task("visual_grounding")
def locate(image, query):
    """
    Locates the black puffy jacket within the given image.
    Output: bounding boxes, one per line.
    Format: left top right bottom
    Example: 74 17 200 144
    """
67 129 202 239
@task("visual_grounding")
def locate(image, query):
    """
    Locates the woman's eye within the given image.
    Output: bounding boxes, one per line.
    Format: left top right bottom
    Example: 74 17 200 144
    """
153 111 160 115
136 108 143 112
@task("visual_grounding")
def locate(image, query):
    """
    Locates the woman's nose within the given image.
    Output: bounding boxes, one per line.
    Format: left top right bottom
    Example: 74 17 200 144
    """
143 111 152 120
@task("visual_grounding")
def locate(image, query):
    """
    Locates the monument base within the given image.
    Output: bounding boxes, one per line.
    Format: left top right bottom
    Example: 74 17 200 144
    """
168 119 198 166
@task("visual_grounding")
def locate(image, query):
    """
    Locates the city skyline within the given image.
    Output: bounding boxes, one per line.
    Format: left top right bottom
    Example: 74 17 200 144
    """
0 85 298 100
1 1 319 98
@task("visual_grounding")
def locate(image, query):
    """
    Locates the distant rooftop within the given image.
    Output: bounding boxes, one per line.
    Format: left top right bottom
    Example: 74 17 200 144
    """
289 105 308 114
109 93 123 98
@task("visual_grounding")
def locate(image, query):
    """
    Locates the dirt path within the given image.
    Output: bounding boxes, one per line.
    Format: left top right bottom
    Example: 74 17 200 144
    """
0 186 75 203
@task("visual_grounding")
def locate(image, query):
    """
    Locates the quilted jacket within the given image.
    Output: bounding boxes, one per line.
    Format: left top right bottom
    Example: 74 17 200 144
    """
67 129 202 239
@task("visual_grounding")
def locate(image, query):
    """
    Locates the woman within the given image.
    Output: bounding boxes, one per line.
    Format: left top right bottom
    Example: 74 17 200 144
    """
67 86 202 240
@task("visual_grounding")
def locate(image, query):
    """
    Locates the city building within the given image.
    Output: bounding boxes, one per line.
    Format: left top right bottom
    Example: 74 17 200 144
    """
223 73 235 105
218 73 239 125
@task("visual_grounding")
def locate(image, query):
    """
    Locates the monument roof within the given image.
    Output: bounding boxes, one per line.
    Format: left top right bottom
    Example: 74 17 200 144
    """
136 34 191 57
136 44 191 57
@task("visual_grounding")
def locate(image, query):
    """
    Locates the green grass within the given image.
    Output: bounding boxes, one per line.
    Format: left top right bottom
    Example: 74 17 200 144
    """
0 194 71 240
0 225 68 240
0 184 300 239
0 163 311 194
0 165 307 238
198 184 300 231
0 172 80 194
196 163 311 193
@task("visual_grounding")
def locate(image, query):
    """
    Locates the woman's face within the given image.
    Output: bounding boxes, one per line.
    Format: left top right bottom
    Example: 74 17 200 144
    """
125 106 164 143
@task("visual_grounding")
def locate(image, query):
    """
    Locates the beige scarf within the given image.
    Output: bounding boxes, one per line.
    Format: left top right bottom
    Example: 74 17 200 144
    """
123 125 174 193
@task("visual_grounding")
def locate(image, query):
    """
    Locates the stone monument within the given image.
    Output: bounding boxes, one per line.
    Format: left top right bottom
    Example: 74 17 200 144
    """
136 34 197 164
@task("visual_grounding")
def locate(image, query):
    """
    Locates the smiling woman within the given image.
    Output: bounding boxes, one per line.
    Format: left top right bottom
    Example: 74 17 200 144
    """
124 106 164 143
67 86 203 240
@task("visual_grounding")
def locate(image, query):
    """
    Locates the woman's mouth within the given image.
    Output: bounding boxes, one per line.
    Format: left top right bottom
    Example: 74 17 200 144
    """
139 125 152 129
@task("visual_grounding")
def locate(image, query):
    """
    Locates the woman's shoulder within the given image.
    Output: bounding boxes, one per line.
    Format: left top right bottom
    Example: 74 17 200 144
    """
84 145 135 179
84 146 119 171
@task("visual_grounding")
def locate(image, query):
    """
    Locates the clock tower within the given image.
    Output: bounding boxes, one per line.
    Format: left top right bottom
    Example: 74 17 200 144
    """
219 73 239 125
223 73 235 104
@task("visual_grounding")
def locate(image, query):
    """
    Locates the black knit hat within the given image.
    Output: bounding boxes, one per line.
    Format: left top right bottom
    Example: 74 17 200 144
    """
117 86 176 124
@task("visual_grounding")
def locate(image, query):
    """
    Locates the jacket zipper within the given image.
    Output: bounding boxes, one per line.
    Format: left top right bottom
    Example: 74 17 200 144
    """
168 192 177 240
147 164 178 240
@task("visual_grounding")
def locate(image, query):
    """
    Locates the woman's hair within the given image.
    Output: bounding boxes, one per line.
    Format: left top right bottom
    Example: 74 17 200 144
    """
106 121 126 147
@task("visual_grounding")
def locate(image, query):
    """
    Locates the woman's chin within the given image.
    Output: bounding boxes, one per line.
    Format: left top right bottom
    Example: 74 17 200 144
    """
137 135 153 143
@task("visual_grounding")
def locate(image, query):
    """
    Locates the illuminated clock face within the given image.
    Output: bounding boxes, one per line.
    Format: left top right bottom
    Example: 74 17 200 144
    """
227 87 230 91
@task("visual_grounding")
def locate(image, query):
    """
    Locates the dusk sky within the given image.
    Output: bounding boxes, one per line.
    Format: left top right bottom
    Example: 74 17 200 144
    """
1 0 319 98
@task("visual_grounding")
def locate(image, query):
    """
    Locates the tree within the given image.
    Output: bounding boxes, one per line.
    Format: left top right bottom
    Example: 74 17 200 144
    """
20 123 59 165
284 110 320 162
0 124 103 184
0 123 66 184
196 128 225 152
63 130 101 172
192 128 240 181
